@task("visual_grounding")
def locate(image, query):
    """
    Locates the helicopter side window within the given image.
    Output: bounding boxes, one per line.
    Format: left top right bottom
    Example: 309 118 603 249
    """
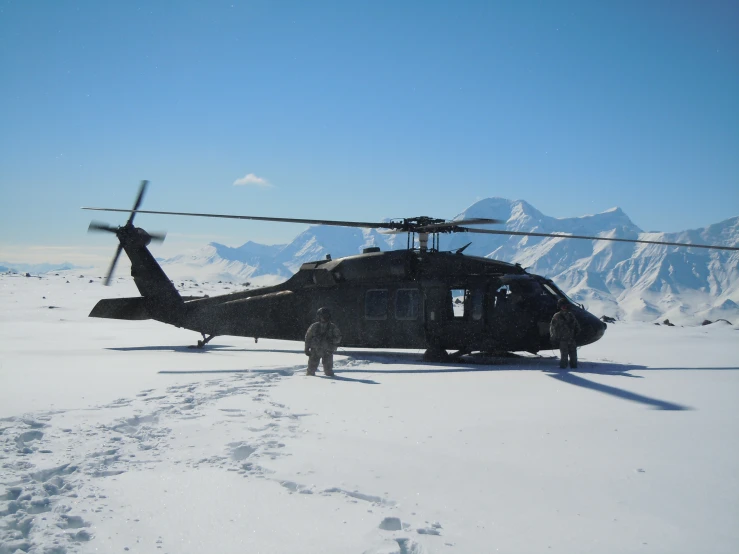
365 289 388 320
395 289 420 320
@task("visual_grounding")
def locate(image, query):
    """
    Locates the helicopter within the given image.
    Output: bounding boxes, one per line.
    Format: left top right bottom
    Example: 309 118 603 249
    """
83 181 739 361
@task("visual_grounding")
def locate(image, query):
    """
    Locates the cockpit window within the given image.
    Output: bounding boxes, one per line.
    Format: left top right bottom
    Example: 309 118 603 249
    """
498 279 544 299
515 280 543 296
542 280 578 304
542 283 559 297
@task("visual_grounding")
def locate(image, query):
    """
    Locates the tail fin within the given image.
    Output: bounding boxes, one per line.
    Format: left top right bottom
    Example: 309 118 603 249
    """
88 234 183 325
124 240 183 324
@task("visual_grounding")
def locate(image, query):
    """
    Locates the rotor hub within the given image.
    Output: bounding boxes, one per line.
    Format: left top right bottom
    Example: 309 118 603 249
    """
117 225 153 248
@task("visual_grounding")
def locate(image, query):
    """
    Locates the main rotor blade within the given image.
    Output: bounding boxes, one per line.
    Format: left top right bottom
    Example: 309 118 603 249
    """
88 221 118 234
415 218 504 231
458 227 739 252
126 180 149 226
104 243 124 286
80 207 405 230
378 218 504 234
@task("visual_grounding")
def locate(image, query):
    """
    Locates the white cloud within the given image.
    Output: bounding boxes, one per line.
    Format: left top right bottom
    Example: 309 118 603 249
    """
233 173 271 187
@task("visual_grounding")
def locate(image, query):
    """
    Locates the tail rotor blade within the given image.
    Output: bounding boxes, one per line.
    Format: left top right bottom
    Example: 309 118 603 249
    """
104 243 124 286
88 221 118 234
148 231 167 243
126 180 149 226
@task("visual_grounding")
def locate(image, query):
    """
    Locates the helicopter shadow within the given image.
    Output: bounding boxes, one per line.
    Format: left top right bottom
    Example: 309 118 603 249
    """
107 344 244 353
544 371 691 411
337 349 739 373
334 352 701 411
109 345 731 408
336 350 645 376
106 344 736 376
317 374 379 384
159 368 298 376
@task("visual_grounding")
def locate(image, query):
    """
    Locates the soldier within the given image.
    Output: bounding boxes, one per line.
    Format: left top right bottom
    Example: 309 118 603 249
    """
550 298 581 369
305 307 342 376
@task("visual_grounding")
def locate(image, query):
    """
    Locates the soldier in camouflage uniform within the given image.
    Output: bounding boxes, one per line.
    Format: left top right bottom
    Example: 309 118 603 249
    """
305 307 342 376
550 298 581 369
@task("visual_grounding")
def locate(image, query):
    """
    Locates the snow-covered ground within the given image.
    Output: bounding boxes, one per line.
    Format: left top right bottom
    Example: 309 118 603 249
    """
2 271 738 554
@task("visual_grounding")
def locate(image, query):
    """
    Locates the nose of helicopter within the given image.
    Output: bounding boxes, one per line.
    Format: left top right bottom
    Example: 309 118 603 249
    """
577 310 608 346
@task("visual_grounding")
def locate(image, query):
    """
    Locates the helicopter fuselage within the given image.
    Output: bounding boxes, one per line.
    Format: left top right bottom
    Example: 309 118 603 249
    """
91 242 607 355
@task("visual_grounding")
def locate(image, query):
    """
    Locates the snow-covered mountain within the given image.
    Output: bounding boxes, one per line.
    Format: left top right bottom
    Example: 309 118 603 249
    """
158 198 739 323
0 261 80 274
158 227 397 286
160 241 292 286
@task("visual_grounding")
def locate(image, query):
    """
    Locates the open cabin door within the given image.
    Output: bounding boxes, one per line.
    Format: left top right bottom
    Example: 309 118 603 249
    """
424 279 487 351
486 276 548 352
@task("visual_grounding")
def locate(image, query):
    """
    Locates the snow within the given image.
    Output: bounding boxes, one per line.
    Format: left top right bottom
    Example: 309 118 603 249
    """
2 271 739 554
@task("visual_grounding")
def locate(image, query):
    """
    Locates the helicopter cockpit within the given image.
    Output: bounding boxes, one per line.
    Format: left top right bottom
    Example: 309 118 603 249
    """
441 274 604 353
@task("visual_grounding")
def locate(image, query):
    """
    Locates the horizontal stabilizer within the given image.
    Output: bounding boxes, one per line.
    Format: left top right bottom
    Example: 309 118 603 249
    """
89 297 150 320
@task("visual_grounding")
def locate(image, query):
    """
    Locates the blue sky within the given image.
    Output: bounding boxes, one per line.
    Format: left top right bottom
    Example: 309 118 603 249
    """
1 0 737 264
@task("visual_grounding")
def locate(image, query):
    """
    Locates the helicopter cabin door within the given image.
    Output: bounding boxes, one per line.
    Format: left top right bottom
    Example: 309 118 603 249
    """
486 277 543 351
426 282 486 350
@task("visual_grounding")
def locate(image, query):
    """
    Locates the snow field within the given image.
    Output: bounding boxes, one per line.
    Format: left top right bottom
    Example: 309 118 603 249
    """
1 272 738 553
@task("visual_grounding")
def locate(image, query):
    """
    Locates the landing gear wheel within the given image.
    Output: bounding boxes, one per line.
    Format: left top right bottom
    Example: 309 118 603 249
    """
423 345 449 362
193 333 216 349
449 348 471 360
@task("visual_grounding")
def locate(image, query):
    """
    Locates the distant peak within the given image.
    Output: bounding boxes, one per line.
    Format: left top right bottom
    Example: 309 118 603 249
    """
510 198 540 212
456 197 515 220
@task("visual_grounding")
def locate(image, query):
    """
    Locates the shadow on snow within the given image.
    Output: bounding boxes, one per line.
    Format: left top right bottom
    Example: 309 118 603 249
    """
113 344 731 409
545 372 691 411
157 367 379 385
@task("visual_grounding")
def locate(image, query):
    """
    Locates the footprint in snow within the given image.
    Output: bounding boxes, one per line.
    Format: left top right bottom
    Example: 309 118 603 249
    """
363 537 427 554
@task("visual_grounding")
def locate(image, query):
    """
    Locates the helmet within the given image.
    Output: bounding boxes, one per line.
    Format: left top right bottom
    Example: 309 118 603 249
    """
317 307 331 321
557 298 569 309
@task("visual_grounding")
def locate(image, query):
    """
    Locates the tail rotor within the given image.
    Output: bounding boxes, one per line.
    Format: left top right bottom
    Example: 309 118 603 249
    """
87 180 166 286
127 180 148 226
102 244 124 286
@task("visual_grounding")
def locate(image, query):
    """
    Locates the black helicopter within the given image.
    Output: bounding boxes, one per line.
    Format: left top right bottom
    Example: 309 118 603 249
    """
83 181 739 360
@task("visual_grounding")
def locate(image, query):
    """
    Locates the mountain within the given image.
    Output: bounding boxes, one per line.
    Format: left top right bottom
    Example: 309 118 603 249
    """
0 261 80 274
157 241 290 287
445 199 739 322
158 198 739 324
